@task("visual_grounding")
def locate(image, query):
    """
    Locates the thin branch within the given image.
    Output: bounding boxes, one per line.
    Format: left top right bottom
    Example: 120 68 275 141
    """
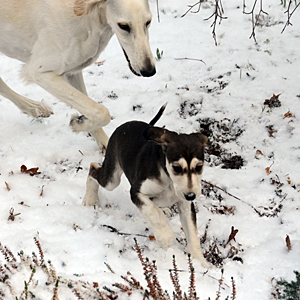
204 0 227 46
156 0 160 23
281 0 300 33
175 57 206 64
182 0 227 46
243 0 268 42
181 0 203 18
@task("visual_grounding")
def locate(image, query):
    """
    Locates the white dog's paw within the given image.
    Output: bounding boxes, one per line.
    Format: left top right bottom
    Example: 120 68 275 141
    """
70 114 89 132
154 226 175 250
161 207 173 217
26 101 53 118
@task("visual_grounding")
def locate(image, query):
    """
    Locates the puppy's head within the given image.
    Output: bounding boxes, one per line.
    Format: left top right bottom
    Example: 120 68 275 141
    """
145 127 208 201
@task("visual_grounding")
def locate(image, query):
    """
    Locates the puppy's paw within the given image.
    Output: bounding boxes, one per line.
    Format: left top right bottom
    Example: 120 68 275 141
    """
154 226 175 250
82 194 100 206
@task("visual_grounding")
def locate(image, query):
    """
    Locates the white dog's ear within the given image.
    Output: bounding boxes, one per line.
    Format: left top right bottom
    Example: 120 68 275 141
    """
74 0 105 16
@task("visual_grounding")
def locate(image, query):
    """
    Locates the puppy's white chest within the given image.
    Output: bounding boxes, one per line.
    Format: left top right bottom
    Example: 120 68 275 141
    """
139 171 177 208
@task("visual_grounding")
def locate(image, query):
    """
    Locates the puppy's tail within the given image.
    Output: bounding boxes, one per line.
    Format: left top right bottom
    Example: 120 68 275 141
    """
149 102 167 126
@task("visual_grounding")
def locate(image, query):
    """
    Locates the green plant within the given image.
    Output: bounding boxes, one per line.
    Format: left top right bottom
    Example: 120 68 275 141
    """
156 48 163 61
277 271 300 300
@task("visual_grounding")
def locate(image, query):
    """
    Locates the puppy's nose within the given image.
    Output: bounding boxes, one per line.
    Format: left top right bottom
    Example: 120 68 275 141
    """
184 193 196 201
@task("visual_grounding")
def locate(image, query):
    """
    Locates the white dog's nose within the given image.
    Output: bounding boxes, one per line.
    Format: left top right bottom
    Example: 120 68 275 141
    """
140 66 156 77
184 193 196 201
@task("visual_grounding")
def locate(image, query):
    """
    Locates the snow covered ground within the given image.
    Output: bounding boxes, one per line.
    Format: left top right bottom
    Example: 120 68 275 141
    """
1 1 300 299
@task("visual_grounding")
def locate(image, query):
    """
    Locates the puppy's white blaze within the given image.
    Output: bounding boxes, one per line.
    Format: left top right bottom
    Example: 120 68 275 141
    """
167 157 203 198
190 157 204 170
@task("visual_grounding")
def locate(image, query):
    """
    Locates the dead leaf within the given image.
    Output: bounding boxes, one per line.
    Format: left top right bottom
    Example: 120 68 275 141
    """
265 162 274 176
149 235 156 241
224 226 239 248
95 60 105 66
264 93 281 108
93 282 99 288
286 235 292 252
284 111 295 119
40 185 44 197
21 165 41 176
255 150 264 159
5 181 10 191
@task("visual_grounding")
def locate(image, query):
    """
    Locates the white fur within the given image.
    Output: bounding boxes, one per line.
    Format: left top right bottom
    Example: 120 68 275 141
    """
166 157 203 199
137 193 175 249
0 0 155 148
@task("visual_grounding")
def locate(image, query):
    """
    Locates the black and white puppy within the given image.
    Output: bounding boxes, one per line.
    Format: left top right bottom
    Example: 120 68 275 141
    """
83 104 209 268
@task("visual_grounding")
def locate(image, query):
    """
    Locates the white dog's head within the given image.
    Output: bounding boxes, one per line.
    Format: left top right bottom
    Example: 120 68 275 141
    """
75 0 156 77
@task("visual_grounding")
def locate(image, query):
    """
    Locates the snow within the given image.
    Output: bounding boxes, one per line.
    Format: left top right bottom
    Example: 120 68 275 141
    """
1 1 300 299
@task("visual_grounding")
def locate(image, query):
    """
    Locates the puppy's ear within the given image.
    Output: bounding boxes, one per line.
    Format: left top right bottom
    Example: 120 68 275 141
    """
195 133 208 146
144 127 172 145
74 0 105 16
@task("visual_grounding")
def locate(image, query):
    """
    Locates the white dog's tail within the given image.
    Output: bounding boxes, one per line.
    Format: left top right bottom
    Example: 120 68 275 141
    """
149 102 167 126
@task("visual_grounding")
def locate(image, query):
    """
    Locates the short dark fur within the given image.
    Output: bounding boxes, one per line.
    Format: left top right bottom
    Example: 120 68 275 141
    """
86 105 209 267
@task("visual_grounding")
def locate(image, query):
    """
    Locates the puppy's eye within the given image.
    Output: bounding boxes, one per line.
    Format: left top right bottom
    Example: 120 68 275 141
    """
145 20 151 27
172 165 183 174
118 23 131 32
195 165 203 173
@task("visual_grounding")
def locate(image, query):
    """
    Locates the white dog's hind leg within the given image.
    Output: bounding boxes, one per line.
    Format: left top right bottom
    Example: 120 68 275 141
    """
0 77 53 117
177 200 210 269
134 192 175 250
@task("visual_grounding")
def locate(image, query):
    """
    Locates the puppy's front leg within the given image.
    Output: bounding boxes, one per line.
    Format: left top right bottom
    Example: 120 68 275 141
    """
83 163 101 206
131 190 175 250
177 200 210 269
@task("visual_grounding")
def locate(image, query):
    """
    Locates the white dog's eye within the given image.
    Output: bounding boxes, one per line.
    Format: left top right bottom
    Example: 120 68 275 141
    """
145 20 151 27
118 23 131 32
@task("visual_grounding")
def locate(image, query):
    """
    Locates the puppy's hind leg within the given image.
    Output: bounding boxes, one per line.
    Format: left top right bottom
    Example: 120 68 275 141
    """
83 158 123 206
83 163 101 206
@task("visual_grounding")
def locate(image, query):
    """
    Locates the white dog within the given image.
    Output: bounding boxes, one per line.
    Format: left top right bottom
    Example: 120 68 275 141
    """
0 0 156 148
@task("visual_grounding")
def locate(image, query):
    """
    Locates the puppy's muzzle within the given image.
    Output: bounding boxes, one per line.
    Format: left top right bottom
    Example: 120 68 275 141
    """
184 193 196 201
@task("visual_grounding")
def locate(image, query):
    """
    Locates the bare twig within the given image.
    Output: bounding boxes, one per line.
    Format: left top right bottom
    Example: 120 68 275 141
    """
156 0 160 22
182 0 227 45
243 0 268 42
281 0 300 33
181 0 204 18
204 0 227 45
175 57 206 64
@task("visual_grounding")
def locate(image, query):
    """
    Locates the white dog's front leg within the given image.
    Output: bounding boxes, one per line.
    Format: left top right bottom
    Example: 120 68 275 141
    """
135 193 175 250
177 200 210 269
24 71 110 147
